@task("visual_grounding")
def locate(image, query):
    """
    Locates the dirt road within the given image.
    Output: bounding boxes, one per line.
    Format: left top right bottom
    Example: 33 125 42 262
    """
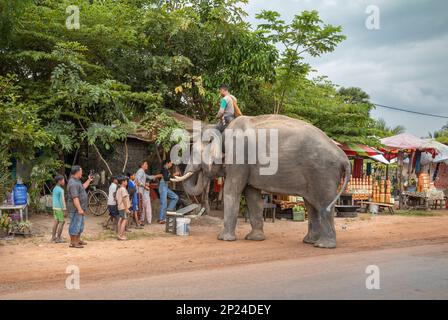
1 213 448 299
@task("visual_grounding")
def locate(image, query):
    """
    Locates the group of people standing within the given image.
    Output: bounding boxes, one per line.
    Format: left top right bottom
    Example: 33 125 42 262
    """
51 160 180 247
104 160 180 240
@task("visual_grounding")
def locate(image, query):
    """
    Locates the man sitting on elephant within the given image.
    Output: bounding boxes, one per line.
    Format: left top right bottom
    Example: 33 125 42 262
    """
215 84 242 132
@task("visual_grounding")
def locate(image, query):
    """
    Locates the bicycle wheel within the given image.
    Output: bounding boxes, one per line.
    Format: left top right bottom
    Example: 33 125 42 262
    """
88 189 109 216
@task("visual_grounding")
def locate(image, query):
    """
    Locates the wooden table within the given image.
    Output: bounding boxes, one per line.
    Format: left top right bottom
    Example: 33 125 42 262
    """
402 191 445 210
263 203 277 222
338 193 354 206
0 204 29 221
359 201 395 214
243 203 277 223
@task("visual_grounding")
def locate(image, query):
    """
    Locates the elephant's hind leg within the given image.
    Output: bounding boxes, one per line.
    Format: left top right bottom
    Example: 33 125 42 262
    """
304 187 337 249
244 186 266 241
303 200 320 245
313 207 337 249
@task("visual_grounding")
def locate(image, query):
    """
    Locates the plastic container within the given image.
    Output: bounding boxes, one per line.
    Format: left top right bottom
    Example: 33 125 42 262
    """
293 211 305 222
176 218 191 236
13 182 28 205
369 204 379 215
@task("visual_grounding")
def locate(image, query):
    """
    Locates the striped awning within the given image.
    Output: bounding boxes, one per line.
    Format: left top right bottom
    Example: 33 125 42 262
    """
335 143 390 164
339 143 383 158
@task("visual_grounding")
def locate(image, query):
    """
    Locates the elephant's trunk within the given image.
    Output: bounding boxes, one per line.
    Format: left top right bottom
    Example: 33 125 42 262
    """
182 171 207 197
171 171 194 183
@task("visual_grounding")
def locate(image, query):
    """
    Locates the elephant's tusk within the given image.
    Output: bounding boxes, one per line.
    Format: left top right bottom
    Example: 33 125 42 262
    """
172 171 194 182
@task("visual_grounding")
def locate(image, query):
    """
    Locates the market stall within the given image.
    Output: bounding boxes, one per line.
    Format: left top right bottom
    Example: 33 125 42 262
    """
334 143 396 215
380 133 448 210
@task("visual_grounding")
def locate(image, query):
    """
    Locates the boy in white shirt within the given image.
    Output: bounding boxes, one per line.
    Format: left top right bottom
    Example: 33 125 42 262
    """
104 176 119 231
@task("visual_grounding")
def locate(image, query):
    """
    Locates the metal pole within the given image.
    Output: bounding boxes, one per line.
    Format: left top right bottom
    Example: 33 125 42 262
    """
398 151 404 210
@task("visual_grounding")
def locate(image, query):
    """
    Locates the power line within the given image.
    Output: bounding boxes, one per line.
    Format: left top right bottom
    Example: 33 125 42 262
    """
373 103 448 119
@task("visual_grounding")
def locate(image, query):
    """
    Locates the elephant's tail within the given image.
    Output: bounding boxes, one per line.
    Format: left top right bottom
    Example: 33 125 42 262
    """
326 160 351 212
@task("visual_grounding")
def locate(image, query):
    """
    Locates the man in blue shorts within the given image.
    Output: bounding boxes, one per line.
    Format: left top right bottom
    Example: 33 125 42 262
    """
67 165 94 249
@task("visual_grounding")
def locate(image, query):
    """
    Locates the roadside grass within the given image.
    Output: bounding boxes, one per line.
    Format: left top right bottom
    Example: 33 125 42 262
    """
1 230 172 246
395 210 443 217
83 230 172 242
358 214 372 221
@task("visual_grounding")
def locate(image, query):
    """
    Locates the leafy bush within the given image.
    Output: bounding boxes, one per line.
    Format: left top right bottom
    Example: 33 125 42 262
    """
28 157 63 212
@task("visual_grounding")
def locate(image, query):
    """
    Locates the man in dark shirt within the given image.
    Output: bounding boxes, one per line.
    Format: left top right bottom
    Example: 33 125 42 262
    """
67 165 93 248
158 160 180 224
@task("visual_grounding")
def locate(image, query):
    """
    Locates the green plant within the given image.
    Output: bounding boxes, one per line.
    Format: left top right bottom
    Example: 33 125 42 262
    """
28 157 63 212
0 149 12 204
293 205 305 213
10 220 32 234
239 195 247 216
0 214 12 231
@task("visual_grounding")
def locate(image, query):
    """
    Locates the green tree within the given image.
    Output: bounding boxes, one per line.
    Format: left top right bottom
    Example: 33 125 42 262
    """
0 74 51 161
256 10 346 114
338 87 373 106
284 77 380 146
430 123 448 145
374 118 406 138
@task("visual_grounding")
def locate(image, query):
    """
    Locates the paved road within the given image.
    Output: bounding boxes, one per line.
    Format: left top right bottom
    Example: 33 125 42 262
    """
2 244 448 300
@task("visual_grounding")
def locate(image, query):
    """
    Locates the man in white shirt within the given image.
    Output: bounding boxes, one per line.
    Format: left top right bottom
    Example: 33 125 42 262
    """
136 161 162 225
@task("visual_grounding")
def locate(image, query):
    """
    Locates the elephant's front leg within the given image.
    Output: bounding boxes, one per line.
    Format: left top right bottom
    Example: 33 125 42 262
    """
244 186 265 241
218 182 241 241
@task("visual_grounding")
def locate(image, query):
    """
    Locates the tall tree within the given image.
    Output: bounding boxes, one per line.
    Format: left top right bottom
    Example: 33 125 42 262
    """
256 10 346 114
374 118 406 138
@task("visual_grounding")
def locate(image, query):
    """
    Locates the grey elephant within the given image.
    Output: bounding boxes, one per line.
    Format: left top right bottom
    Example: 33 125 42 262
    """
173 115 351 249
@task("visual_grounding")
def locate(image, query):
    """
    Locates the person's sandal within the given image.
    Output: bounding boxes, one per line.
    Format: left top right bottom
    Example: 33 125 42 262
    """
69 243 84 248
78 240 87 245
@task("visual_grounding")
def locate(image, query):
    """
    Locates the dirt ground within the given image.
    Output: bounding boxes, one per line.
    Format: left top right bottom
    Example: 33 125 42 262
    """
1 210 448 297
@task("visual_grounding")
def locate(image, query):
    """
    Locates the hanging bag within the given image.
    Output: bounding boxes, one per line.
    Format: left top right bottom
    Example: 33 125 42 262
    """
230 96 243 118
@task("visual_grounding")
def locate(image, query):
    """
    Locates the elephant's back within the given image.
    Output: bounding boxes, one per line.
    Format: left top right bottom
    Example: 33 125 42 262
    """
231 115 326 135
231 115 341 152
230 115 349 171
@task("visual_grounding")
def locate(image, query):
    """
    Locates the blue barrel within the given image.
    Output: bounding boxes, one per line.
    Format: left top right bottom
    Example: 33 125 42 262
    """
13 183 28 205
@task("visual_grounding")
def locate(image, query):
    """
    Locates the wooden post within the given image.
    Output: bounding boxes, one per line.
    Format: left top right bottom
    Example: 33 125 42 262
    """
398 151 404 210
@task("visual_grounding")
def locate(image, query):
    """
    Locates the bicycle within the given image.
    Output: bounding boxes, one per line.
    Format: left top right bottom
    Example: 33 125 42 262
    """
87 185 109 216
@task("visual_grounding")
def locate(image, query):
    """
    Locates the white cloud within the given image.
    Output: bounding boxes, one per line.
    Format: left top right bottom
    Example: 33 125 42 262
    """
244 0 448 137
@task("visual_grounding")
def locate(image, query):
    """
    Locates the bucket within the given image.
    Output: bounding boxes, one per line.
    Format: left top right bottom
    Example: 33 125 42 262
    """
176 218 191 236
369 204 379 215
293 211 305 222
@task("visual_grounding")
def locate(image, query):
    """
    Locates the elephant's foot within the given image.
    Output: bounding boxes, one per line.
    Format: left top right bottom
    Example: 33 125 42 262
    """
314 237 336 249
245 230 266 241
218 231 237 241
303 232 319 245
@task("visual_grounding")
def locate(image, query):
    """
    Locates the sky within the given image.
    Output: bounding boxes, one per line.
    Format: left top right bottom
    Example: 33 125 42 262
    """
242 0 448 137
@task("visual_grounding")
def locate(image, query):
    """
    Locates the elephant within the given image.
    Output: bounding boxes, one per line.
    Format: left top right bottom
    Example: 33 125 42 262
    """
173 115 351 249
